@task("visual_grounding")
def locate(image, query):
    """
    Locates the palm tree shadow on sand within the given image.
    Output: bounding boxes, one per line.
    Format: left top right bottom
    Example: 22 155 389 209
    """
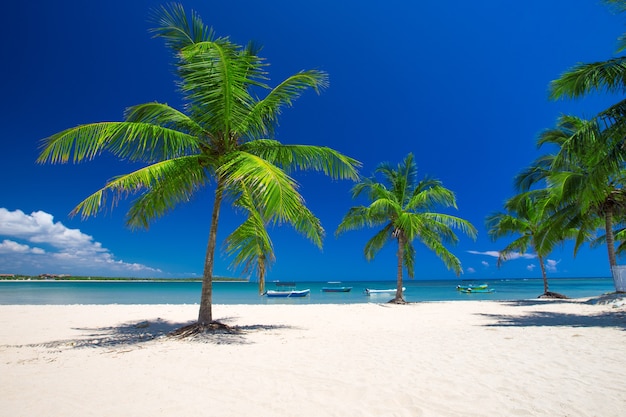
479 297 626 330
6 318 295 350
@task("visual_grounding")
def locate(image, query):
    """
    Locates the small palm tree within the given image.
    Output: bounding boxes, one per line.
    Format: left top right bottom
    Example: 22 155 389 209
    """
336 153 477 303
224 184 275 294
37 4 361 330
486 190 573 297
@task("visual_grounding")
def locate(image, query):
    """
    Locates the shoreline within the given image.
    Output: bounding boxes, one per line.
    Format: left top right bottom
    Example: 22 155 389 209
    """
2 300 625 416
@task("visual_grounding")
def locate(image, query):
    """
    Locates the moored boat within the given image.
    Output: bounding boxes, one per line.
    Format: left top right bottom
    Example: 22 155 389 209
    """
365 287 405 295
456 284 494 293
322 282 353 292
264 288 311 298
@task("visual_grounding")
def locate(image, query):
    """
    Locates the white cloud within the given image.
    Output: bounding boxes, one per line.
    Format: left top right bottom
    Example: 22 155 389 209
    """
0 239 45 254
545 259 560 273
527 264 536 271
0 208 161 277
467 250 501 258
468 250 536 261
481 261 489 267
466 267 476 273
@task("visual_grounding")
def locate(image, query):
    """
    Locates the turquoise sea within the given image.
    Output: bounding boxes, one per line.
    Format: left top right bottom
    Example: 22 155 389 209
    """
0 277 616 305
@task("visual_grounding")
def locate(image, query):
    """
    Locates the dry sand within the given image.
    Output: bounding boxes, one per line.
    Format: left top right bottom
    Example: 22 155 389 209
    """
1 298 625 417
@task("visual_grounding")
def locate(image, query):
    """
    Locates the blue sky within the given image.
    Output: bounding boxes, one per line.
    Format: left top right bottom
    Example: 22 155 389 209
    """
1 0 624 280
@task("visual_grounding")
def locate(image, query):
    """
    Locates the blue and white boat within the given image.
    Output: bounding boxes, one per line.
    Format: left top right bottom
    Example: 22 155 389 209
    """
265 288 311 298
264 281 310 297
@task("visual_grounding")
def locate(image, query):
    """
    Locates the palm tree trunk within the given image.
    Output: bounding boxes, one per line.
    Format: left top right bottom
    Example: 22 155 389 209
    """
395 234 405 302
605 210 617 268
258 256 266 295
198 181 225 325
604 209 622 291
538 254 549 294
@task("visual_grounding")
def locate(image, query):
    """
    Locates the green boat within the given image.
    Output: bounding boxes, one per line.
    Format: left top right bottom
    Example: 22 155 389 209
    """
456 284 494 293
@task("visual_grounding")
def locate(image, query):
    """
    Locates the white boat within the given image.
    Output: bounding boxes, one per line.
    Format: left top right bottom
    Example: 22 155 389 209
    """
264 288 311 298
365 287 405 295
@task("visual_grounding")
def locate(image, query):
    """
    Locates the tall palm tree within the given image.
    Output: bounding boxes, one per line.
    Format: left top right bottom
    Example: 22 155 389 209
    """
37 4 361 329
486 190 572 297
336 153 476 303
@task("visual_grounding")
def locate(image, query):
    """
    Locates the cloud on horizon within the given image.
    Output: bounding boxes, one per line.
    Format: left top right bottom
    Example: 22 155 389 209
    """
468 250 537 261
0 208 162 277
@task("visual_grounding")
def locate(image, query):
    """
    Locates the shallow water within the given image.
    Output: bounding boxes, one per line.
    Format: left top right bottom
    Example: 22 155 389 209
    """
0 277 615 305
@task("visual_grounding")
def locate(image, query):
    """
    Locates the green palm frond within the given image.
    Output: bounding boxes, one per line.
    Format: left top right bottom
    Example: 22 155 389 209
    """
225 212 275 274
289 206 325 248
403 242 416 278
416 225 463 274
218 151 309 225
243 140 361 180
497 237 533 267
124 102 207 138
549 57 626 99
336 207 377 235
350 177 391 201
178 39 261 134
514 154 556 191
421 213 478 241
70 156 207 225
37 122 199 164
149 3 213 51
407 184 457 211
363 225 394 261
241 70 329 138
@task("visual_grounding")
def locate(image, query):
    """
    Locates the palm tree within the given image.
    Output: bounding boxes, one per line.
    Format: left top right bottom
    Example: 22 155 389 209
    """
486 190 572 297
37 4 361 329
224 184 274 295
336 153 476 303
519 115 626 291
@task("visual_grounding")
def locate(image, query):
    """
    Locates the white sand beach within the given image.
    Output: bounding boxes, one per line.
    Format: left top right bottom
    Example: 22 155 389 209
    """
1 299 625 417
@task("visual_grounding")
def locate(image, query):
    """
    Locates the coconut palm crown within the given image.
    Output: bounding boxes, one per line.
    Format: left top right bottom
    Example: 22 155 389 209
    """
336 153 476 303
486 190 576 297
37 4 361 328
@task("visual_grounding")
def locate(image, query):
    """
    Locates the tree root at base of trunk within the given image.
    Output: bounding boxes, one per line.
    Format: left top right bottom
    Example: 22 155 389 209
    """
168 321 237 339
388 298 408 304
538 291 568 299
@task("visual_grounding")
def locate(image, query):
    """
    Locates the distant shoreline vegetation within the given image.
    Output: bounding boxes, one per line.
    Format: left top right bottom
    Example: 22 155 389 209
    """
0 274 246 282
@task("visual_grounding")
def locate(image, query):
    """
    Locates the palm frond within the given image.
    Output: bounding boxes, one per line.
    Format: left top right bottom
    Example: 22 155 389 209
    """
178 39 266 134
124 102 207 138
225 212 275 274
363 225 394 261
402 242 416 278
407 184 457 212
243 140 361 181
149 3 213 51
549 57 626 99
37 122 199 164
241 70 329 138
69 156 207 227
336 207 378 235
218 152 312 227
416 226 463 275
